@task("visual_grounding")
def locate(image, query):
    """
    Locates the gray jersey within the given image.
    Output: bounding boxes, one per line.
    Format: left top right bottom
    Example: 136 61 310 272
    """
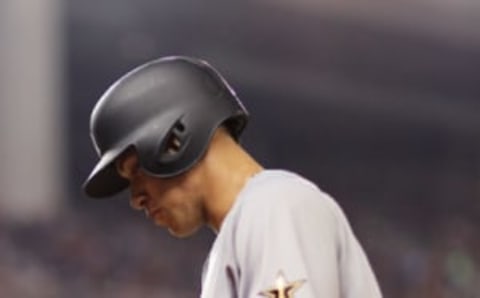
201 170 382 298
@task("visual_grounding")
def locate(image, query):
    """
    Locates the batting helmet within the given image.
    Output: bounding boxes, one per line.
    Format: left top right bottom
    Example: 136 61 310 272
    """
83 56 248 198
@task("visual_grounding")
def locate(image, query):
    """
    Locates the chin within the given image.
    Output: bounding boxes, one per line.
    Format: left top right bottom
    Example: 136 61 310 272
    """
168 225 200 238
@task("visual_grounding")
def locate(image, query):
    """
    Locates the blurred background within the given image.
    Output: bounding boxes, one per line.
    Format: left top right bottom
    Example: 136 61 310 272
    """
0 0 479 297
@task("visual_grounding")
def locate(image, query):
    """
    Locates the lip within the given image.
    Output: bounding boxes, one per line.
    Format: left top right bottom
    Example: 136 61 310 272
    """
148 208 168 226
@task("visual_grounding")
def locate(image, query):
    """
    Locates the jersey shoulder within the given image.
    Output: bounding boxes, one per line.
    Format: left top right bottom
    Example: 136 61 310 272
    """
236 169 341 221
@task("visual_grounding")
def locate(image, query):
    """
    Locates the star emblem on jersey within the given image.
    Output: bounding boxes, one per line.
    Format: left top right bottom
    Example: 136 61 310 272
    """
259 271 306 298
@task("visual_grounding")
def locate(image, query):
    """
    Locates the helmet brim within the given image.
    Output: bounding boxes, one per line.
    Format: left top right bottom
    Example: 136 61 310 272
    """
83 148 129 198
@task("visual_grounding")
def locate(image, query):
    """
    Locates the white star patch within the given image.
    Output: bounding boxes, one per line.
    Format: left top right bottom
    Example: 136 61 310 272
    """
259 271 306 298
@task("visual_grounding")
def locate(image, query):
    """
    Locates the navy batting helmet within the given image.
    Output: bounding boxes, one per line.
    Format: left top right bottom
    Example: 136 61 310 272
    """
83 56 248 198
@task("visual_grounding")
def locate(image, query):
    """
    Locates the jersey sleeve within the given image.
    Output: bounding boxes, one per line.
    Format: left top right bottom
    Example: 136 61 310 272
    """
232 177 382 298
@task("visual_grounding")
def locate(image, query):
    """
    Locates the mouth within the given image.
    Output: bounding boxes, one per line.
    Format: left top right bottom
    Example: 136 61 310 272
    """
148 208 168 227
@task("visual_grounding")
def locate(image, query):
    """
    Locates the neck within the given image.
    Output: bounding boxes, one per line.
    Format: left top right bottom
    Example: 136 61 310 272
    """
202 133 263 233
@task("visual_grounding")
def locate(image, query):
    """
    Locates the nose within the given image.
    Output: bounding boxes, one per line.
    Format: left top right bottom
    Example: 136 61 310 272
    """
126 169 148 211
130 192 148 210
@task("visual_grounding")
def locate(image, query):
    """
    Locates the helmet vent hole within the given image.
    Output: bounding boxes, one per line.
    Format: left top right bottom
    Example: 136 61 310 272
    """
165 134 182 155
175 122 185 133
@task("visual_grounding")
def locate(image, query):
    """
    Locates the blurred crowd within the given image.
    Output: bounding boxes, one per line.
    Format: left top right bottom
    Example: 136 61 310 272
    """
0 206 209 298
355 207 480 298
0 200 478 298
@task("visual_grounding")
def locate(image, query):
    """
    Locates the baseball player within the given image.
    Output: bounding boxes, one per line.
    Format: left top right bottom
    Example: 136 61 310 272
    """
83 56 382 297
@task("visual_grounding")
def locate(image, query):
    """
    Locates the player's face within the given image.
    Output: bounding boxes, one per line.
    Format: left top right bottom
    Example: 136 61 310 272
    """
115 149 206 238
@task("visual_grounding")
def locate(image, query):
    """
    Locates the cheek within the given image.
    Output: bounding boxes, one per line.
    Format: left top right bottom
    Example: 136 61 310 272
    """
143 174 201 209
142 175 178 199
168 186 197 210
145 181 188 208
164 188 202 221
